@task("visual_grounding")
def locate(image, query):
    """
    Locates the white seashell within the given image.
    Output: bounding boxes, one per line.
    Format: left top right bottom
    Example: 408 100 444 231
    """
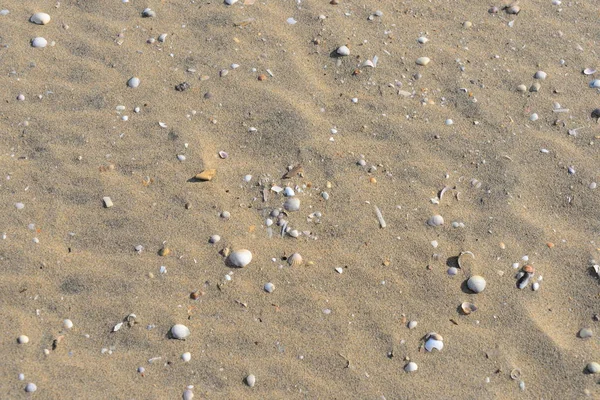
264 282 275 293
246 374 256 387
583 68 597 75
209 235 221 244
587 362 600 374
361 60 375 68
128 77 140 88
416 57 430 66
63 319 74 329
228 249 253 267
427 215 444 226
31 37 47 48
141 8 156 17
288 229 299 238
158 33 168 42
30 12 51 25
25 383 37 393
532 282 540 291
424 338 444 352
404 362 418 372
336 45 350 56
589 79 600 88
225 0 238 4
113 322 123 332
284 197 300 212
335 267 343 274
534 71 547 80
183 389 194 400
18 335 30 344
283 187 295 197
417 37 429 44
408 320 417 329
170 324 190 339
467 275 486 293
288 253 303 266
182 352 192 362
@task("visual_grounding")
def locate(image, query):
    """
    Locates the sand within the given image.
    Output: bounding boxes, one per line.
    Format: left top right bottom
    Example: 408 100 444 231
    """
1 0 600 398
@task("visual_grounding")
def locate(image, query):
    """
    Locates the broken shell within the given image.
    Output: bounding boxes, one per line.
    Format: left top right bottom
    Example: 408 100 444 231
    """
427 214 444 226
404 362 418 372
227 249 253 268
457 251 475 269
195 169 217 181
510 368 522 380
460 302 477 315
336 45 350 56
361 60 375 68
415 57 431 66
424 338 444 352
467 275 486 293
170 324 190 339
288 253 303 266
218 151 229 159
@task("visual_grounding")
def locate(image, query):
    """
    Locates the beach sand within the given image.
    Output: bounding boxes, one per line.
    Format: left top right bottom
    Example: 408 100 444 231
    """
1 0 600 398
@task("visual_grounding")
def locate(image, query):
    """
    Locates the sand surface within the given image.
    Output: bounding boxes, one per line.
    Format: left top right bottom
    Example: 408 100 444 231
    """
2 0 600 398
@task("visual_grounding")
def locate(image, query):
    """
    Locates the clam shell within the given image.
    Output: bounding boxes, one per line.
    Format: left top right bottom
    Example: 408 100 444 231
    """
415 57 431 66
583 68 597 75
30 12 51 25
336 45 350 56
467 275 486 293
424 338 444 352
587 362 600 374
288 253 303 266
264 282 275 293
228 249 252 268
589 79 600 88
283 197 300 212
427 214 444 226
460 302 477 315
533 71 547 80
170 324 190 339
404 362 418 372
31 37 47 48
361 60 375 68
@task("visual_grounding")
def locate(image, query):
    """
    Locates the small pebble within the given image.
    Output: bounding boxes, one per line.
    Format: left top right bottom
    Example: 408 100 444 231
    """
264 282 275 293
221 211 231 219
103 197 113 208
336 45 350 56
141 8 156 17
427 215 444 227
447 267 458 276
30 12 51 25
245 374 256 387
170 324 190 340
25 383 37 393
467 275 486 293
17 335 29 344
408 320 417 329
284 198 301 212
534 71 547 80
404 362 418 372
63 319 73 329
530 82 541 92
529 113 539 121
127 77 140 88
31 37 48 48
15 203 25 210
587 362 600 374
182 352 192 362
579 328 593 339
209 235 221 244
416 57 431 66
183 389 194 400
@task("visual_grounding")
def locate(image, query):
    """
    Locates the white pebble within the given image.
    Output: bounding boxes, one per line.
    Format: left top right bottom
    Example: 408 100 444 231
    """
404 362 418 372
408 320 417 329
182 352 192 362
17 335 29 344
246 374 256 387
534 71 547 80
183 389 194 400
336 45 350 56
427 215 444 226
31 37 47 48
25 383 37 393
209 235 221 244
264 282 275 293
416 57 431 66
30 12 51 25
529 113 539 121
532 282 540 291
18 373 25 380
445 119 453 125
170 324 191 340
244 175 252 182
467 275 487 293
15 202 25 210
177 155 186 161
127 77 140 88
447 267 458 276
63 319 73 329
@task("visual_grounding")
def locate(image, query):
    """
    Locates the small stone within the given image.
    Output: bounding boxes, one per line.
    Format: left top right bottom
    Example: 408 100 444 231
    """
264 282 275 293
170 324 190 340
529 113 539 121
158 33 168 42
141 8 156 17
209 235 221 244
127 77 140 88
579 328 593 339
416 57 431 66
225 0 238 5
517 84 527 92
447 267 458 276
195 169 216 181
408 320 417 329
467 275 487 293
246 374 256 387
17 335 29 344
31 37 47 48
183 389 194 400
103 197 113 208
587 362 600 374
228 249 253 268
534 71 547 80
182 352 192 362
220 211 231 219
30 12 51 25
63 319 73 329
25 383 37 393
158 247 171 257
592 109 600 120
175 82 191 91
336 45 350 56
530 82 541 92
427 215 444 226
463 21 472 29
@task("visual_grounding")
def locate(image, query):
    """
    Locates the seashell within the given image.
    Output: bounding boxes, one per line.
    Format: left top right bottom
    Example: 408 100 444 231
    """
587 362 600 374
63 319 74 329
209 235 221 244
245 374 256 387
583 68 597 75
225 0 239 5
578 328 593 339
361 60 375 68
141 8 156 17
31 37 47 48
227 249 253 268
516 84 527 92
183 389 194 400
182 352 191 362
467 275 486 293
592 108 600 119
589 80 600 88
522 264 534 274
510 368 522 380
424 338 444 352
461 302 477 315
408 320 418 329
530 82 541 92
195 169 216 181
127 77 140 88
264 282 275 293
516 272 531 289
158 33 168 42
532 282 540 291
404 362 418 372
457 251 475 269
417 36 429 44
25 383 37 393
505 4 521 14
283 187 295 197
533 71 547 80
336 45 350 56
18 335 29 344
30 12 51 25
170 324 190 339
158 247 170 256
283 197 300 212
427 214 444 226
488 6 499 13
218 151 228 159
113 322 123 332
415 57 431 66
426 332 443 341
288 253 303 266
